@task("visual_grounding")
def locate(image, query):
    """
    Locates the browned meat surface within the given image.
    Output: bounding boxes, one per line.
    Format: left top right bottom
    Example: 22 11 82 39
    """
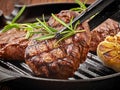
25 10 91 79
0 29 28 61
90 19 120 52
48 10 79 30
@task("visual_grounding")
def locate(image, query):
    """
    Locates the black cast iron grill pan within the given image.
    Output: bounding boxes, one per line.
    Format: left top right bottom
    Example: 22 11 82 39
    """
0 3 120 90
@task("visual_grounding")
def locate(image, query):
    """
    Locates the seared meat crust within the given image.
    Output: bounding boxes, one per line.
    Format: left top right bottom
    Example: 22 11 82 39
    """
48 10 79 30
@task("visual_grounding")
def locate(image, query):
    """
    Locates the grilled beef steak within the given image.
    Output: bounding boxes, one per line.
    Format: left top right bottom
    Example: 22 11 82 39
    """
0 9 119 79
90 19 120 52
25 10 91 79
0 29 28 61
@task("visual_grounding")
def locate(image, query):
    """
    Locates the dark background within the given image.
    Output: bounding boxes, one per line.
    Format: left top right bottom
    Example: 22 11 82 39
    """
0 0 95 15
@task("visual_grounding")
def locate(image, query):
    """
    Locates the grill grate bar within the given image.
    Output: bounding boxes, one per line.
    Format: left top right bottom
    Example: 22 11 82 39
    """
83 62 107 76
0 60 32 76
79 64 100 77
87 53 103 64
6 62 32 76
74 71 89 79
87 55 116 74
84 61 115 76
0 60 12 70
20 63 33 72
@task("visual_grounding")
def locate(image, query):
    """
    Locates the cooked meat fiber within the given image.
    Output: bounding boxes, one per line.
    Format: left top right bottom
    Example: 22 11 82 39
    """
25 10 91 79
90 19 120 52
0 29 28 61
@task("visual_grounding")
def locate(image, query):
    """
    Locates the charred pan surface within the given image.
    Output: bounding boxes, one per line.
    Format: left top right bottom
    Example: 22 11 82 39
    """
25 10 91 79
0 29 28 61
90 19 120 52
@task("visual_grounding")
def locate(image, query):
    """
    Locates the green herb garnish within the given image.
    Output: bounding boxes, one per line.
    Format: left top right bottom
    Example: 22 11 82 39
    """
35 18 56 41
51 14 85 44
2 23 20 32
12 5 26 23
1 6 43 39
35 14 85 45
70 0 87 13
2 5 26 29
1 1 86 43
71 0 98 19
2 5 26 33
2 22 41 39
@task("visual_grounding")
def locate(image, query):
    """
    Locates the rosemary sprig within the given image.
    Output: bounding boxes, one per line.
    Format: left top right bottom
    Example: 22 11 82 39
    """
2 21 41 39
36 18 54 34
2 23 20 32
35 18 57 41
70 0 87 13
1 6 43 39
35 34 55 41
12 5 26 23
35 14 85 45
71 0 98 19
1 6 26 33
51 14 85 44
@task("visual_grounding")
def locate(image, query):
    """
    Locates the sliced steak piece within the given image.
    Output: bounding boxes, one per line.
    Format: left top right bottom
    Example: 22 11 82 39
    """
0 29 28 61
90 19 120 52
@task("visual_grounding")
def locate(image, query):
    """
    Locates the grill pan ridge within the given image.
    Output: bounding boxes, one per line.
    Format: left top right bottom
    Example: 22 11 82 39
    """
0 3 120 90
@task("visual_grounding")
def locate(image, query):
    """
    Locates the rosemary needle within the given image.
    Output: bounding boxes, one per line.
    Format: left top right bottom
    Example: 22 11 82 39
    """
12 5 26 23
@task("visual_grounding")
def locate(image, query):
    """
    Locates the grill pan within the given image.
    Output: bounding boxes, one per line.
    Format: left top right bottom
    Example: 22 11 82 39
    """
0 3 120 90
